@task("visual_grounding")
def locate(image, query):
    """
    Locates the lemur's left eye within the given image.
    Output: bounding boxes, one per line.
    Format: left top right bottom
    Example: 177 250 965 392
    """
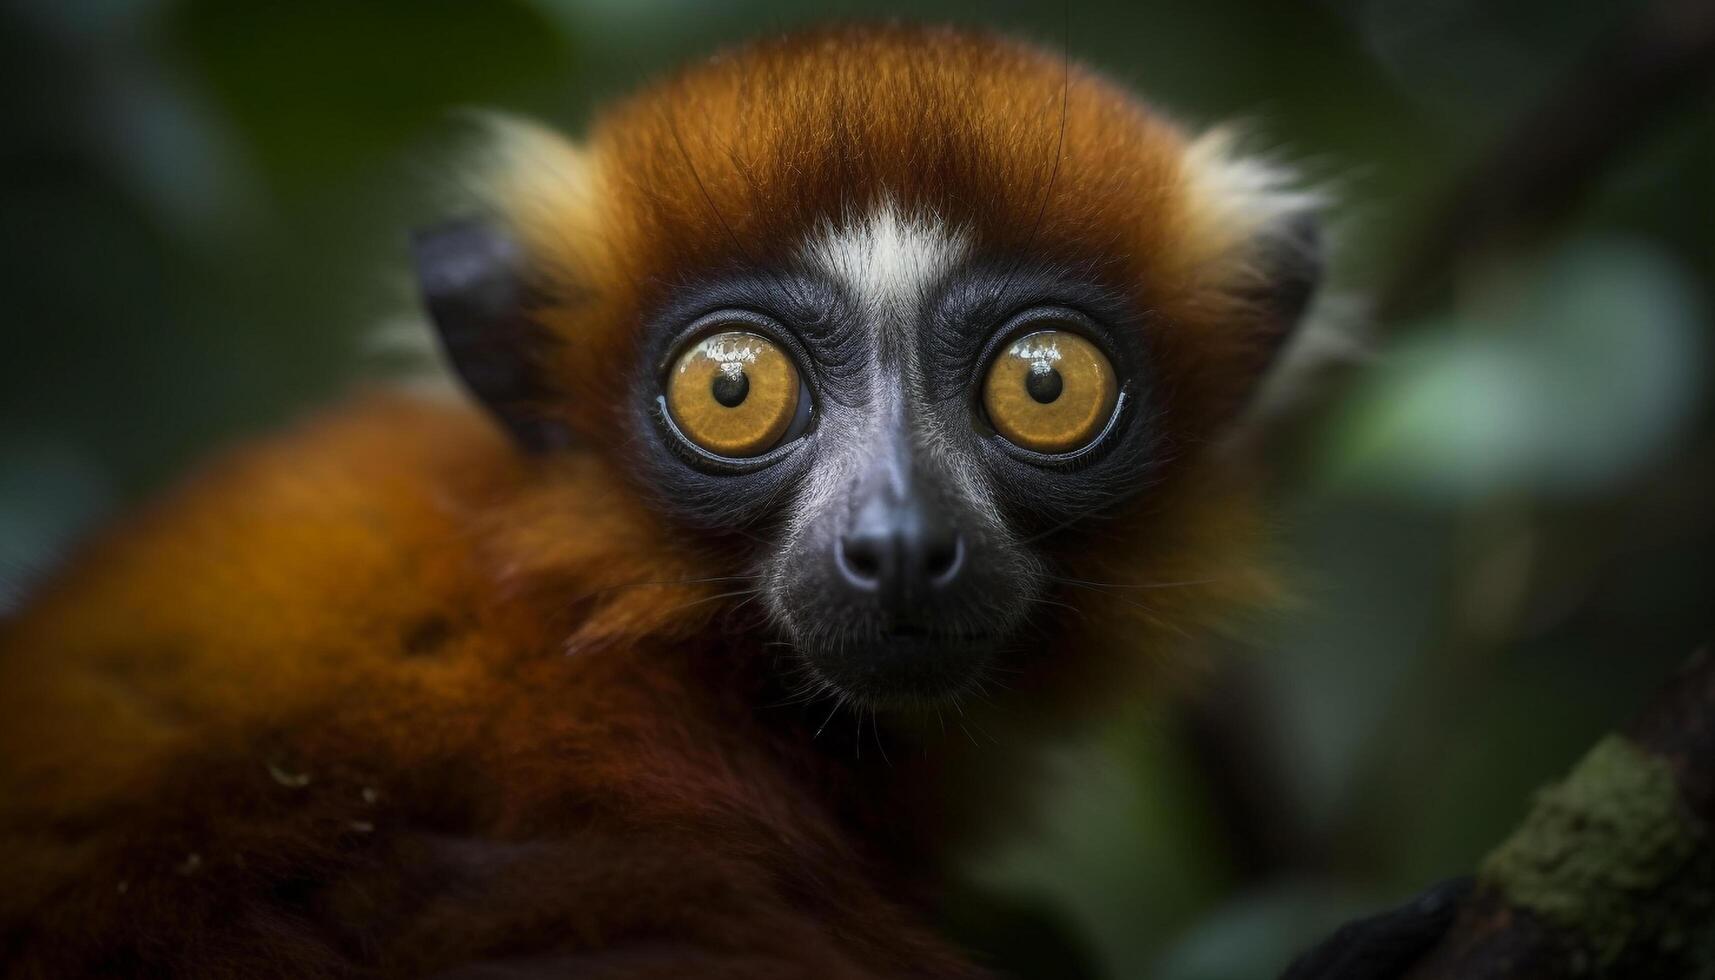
983 328 1118 454
666 330 802 458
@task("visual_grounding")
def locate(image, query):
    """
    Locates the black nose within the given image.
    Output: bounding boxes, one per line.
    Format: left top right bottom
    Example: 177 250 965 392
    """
836 490 964 617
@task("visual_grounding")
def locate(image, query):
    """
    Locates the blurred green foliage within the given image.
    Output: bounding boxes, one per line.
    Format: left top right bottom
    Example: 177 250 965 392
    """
2 1 1710 977
1329 240 1705 498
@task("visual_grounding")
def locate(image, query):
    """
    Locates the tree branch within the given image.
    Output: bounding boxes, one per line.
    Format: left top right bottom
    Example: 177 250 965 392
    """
1374 0 1715 325
1403 647 1715 979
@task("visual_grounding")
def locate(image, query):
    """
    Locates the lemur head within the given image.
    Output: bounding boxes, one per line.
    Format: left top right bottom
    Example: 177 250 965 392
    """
414 25 1320 710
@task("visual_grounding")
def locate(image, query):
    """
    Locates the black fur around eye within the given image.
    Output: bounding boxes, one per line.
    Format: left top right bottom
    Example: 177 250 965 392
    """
921 263 1163 526
630 278 846 533
928 265 1143 448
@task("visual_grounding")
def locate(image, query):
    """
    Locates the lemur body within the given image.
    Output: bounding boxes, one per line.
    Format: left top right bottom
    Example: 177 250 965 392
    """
2 26 1321 977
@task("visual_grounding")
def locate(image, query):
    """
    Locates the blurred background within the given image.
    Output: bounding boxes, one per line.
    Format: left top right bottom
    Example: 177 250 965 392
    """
1 0 1710 977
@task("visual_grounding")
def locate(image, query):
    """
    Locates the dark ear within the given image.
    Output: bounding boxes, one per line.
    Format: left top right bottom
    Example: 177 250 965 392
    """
1249 210 1323 363
410 218 570 452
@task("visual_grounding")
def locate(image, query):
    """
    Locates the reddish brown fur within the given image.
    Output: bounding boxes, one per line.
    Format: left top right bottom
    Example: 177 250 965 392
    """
508 25 1285 452
1 25 1302 977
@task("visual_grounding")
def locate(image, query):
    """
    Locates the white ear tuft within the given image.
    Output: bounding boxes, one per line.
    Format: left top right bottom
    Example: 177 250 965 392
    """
457 112 609 290
1179 125 1325 285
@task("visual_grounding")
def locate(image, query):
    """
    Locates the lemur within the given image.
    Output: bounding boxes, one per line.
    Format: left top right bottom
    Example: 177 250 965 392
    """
0 23 1451 980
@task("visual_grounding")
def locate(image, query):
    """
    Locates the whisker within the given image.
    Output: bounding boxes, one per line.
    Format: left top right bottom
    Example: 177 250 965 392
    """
1014 499 1132 546
871 708 892 767
956 718 980 749
1046 575 1218 592
654 588 763 619
814 694 847 739
1052 581 1195 639
1025 596 1087 618
566 574 761 605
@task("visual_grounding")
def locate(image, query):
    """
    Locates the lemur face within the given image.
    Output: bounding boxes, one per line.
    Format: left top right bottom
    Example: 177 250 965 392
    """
414 26 1320 711
631 207 1163 707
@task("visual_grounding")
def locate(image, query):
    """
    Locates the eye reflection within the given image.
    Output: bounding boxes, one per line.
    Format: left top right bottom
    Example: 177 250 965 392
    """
666 331 801 458
982 328 1117 454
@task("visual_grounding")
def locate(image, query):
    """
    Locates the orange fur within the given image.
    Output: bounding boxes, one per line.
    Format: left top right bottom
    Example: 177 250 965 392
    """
1 395 979 977
496 25 1294 450
1 24 1308 977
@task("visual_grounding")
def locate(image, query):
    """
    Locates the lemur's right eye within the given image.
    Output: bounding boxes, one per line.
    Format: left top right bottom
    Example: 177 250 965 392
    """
666 331 802 458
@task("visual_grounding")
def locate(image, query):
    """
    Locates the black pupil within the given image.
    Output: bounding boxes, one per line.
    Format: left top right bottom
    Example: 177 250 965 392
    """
1025 365 1063 404
712 370 750 408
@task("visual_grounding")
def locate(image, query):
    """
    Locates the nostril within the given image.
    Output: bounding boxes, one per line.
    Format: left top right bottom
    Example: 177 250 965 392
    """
837 535 883 586
925 533 963 587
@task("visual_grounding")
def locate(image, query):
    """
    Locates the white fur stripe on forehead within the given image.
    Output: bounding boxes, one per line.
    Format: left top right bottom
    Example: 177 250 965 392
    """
798 203 970 324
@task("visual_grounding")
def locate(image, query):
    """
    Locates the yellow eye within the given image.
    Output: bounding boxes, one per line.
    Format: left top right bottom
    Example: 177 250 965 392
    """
982 328 1118 454
666 330 802 457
